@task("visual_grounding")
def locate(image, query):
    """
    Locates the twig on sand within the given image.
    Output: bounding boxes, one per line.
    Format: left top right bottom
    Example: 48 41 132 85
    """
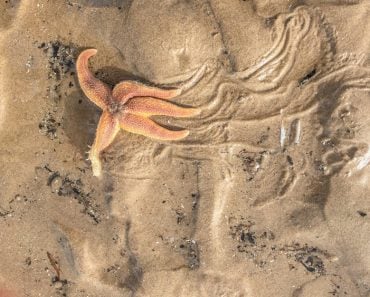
47 252 61 281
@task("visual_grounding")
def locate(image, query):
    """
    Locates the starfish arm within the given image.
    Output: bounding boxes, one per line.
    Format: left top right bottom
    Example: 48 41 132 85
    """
89 111 120 177
76 49 111 110
125 97 200 118
112 81 181 104
120 113 189 141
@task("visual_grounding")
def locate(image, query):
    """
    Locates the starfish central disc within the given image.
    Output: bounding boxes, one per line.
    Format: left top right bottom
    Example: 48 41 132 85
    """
76 49 200 177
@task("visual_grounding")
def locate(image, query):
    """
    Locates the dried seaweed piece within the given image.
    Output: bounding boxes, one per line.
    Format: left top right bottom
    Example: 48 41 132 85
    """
47 251 61 281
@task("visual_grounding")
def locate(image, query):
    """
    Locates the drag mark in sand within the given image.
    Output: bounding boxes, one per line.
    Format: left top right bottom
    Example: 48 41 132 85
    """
210 156 233 263
357 147 370 171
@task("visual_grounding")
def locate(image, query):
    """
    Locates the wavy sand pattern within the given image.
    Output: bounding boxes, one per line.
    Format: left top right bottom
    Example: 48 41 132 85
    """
0 1 370 296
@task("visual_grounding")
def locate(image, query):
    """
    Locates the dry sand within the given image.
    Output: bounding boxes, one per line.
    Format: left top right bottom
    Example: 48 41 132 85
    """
0 0 370 296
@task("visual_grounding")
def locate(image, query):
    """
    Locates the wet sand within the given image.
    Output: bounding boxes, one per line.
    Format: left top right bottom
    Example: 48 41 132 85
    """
0 1 370 296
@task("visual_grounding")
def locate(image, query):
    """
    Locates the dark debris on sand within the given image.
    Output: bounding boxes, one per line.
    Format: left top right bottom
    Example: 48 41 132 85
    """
41 165 101 223
237 150 265 181
181 239 200 270
229 217 275 268
39 41 76 81
38 111 61 140
229 217 328 275
37 41 78 139
47 251 70 297
283 243 327 275
38 40 77 102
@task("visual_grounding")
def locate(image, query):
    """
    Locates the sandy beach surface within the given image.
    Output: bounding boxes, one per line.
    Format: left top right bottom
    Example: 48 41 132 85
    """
0 1 370 296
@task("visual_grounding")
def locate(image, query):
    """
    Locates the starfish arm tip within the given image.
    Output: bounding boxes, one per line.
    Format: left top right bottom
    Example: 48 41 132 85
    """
124 97 201 118
89 153 103 178
183 130 190 138
170 129 190 140
76 48 111 110
85 48 98 56
77 49 98 63
190 107 202 116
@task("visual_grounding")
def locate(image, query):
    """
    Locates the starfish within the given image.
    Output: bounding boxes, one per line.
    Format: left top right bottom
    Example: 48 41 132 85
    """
76 49 200 177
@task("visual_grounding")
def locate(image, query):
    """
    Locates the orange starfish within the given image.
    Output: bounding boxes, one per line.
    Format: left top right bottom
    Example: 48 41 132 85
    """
76 49 200 177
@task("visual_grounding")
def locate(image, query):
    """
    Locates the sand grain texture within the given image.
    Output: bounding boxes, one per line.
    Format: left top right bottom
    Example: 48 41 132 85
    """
0 0 370 296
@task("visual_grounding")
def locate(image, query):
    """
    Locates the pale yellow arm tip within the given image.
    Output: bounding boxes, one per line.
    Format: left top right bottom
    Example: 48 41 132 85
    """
89 153 102 178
